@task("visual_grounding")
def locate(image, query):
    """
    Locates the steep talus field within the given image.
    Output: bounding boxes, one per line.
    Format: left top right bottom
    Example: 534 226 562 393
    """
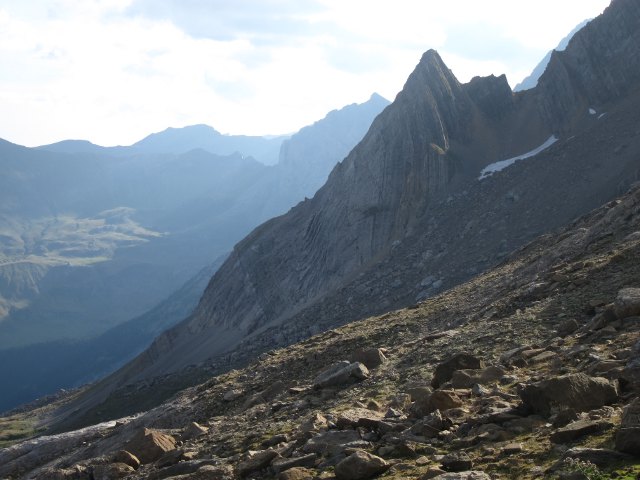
61 0 640 427
3 177 640 479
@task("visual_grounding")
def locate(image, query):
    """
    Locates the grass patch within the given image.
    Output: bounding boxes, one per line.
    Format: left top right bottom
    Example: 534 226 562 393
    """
0 416 42 448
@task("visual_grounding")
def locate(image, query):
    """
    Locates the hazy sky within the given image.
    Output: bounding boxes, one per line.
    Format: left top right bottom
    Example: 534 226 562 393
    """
0 0 610 147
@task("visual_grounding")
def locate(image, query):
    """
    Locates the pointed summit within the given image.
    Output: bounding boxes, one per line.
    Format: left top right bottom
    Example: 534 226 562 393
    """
401 49 462 102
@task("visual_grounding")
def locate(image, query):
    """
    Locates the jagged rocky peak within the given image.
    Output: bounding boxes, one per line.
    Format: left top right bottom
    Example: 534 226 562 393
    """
108 49 485 384
534 0 640 131
463 74 514 119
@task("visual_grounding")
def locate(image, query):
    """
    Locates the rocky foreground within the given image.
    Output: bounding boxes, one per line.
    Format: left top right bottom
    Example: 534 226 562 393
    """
2 184 640 479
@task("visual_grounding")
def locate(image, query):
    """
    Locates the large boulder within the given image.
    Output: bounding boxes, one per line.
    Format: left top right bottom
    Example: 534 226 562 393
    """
350 348 387 369
237 449 279 477
427 390 464 412
123 428 176 464
615 398 640 455
614 288 640 319
334 451 389 480
441 452 472 472
519 373 618 416
313 361 369 389
432 353 484 388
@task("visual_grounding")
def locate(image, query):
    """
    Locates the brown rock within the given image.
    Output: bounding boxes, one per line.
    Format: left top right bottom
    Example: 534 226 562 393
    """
278 467 315 480
419 467 446 479
262 433 289 447
502 443 523 454
583 306 617 331
182 421 209 440
550 419 614 444
407 386 433 402
519 373 618 416
451 366 505 388
237 449 279 477
113 450 140 470
427 390 463 412
313 361 369 389
336 408 385 429
432 353 484 388
124 428 176 464
411 410 450 438
334 451 389 479
557 447 632 468
557 318 580 336
300 413 329 433
441 452 472 472
529 350 556 364
303 430 364 456
92 463 135 480
222 389 243 402
243 380 287 409
272 454 317 474
33 466 88 480
350 348 387 369
156 448 186 468
614 288 640 319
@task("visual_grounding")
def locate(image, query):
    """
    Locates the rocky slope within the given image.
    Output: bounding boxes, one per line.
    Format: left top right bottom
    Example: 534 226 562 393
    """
3 177 640 480
61 0 640 428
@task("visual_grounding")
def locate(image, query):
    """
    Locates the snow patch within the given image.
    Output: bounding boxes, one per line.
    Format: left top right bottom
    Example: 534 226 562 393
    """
598 113 607 119
479 135 558 180
589 108 596 115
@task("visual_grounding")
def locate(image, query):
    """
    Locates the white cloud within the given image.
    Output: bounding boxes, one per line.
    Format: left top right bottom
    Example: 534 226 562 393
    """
0 0 610 147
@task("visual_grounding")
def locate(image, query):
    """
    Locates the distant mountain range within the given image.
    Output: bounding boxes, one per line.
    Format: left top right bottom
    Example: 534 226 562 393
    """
37 124 287 165
0 93 389 412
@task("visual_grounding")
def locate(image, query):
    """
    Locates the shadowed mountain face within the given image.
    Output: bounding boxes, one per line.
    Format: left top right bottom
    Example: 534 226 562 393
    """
0 95 389 412
55 0 640 428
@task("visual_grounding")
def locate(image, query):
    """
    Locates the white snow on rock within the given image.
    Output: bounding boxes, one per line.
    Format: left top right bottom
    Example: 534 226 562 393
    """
589 108 597 115
479 135 558 180
598 113 607 119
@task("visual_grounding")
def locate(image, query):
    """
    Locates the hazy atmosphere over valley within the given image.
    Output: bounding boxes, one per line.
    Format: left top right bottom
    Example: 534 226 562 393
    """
2 1 640 480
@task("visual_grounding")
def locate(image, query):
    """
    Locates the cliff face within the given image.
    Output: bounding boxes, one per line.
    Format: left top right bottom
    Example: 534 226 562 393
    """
54 0 640 427
125 50 550 380
534 0 640 132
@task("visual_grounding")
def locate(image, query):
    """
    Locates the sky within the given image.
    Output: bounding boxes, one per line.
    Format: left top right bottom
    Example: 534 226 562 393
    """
0 0 610 147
